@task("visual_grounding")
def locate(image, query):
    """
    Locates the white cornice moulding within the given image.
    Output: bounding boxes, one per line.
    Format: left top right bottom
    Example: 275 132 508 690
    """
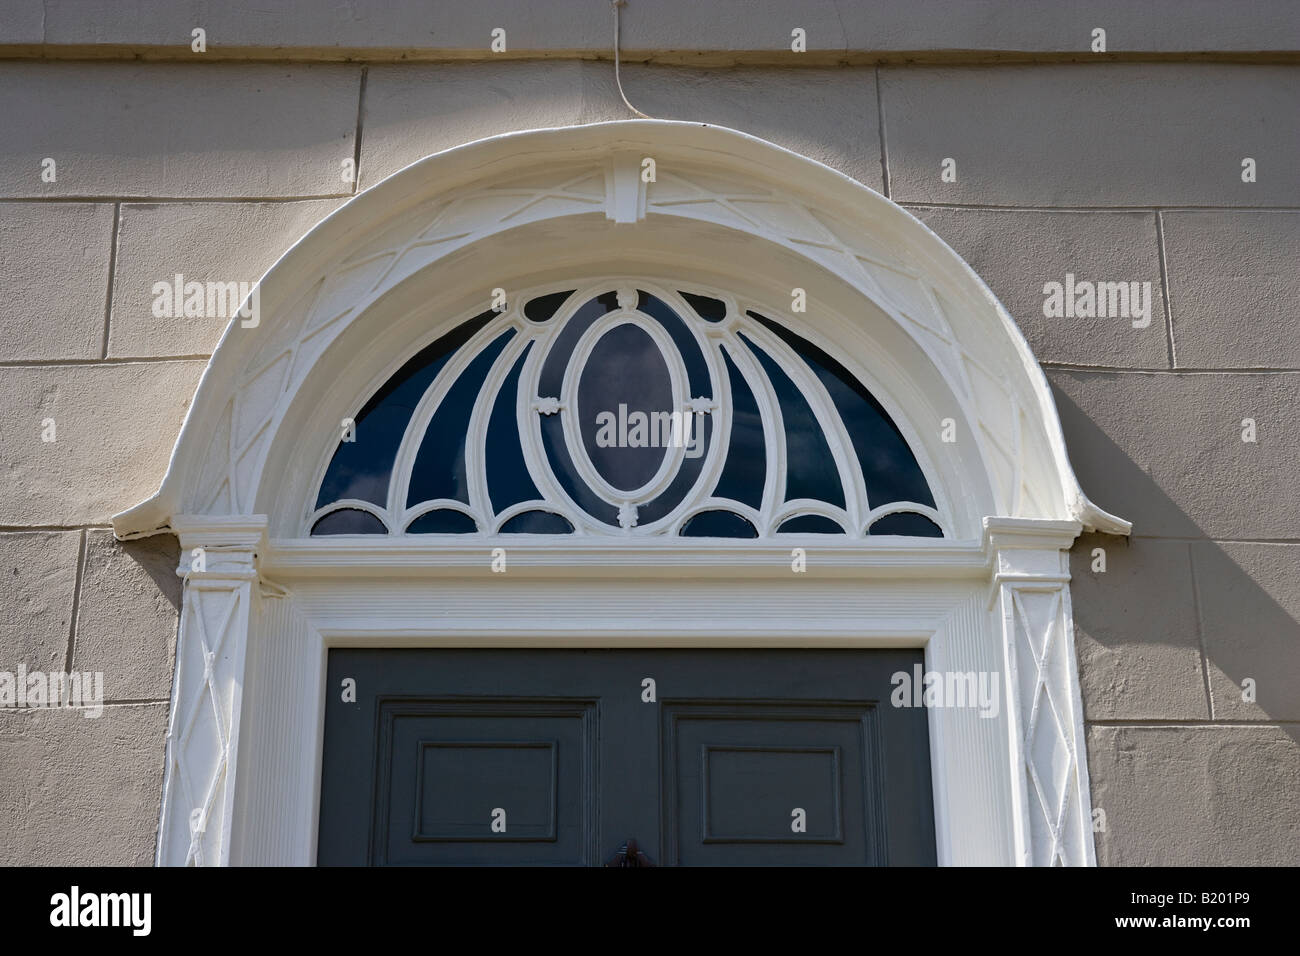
262 536 991 579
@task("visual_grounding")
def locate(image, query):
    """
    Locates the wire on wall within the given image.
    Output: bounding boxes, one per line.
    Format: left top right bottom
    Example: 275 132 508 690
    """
611 0 652 119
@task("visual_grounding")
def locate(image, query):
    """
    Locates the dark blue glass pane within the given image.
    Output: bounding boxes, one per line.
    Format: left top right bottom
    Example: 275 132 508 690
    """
538 291 619 397
578 323 673 492
750 311 935 509
406 509 478 534
740 333 845 509
523 290 574 323
680 510 758 538
499 511 574 534
637 291 712 398
777 514 844 534
486 343 541 514
635 412 712 526
538 412 620 526
311 508 387 536
315 309 497 509
712 347 765 509
679 290 727 323
868 511 943 538
406 329 514 507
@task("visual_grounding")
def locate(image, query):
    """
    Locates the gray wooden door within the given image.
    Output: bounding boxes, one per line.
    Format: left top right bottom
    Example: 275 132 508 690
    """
318 649 936 865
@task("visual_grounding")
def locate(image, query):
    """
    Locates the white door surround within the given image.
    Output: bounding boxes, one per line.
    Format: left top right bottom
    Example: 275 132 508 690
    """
114 120 1128 867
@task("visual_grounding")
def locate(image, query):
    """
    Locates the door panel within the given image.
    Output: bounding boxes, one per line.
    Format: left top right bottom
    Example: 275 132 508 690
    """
663 701 884 865
376 700 596 865
318 648 936 866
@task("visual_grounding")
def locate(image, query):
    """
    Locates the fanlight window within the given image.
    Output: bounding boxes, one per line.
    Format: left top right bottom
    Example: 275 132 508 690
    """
310 281 944 538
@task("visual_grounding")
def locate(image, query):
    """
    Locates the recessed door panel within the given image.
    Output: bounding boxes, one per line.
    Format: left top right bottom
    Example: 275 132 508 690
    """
662 702 885 865
374 700 595 865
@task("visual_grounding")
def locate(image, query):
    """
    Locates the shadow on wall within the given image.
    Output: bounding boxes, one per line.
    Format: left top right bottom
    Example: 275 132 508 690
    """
123 534 182 615
1052 384 1300 866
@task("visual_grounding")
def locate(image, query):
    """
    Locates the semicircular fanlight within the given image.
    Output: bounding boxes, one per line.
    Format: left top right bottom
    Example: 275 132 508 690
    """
309 282 944 540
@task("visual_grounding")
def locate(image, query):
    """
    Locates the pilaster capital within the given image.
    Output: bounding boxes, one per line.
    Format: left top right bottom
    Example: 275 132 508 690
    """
983 516 1081 588
171 514 269 581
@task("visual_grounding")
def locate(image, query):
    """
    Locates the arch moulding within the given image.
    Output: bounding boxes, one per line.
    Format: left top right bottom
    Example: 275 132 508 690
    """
114 121 1128 868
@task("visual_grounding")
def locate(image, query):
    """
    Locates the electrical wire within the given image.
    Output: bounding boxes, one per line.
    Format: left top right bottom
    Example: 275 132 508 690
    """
611 0 652 119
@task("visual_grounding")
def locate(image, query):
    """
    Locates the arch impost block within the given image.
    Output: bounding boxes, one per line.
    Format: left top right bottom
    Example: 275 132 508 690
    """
171 515 269 579
983 516 1082 562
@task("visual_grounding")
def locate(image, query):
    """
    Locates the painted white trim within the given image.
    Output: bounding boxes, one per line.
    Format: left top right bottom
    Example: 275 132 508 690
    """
119 122 1125 867
165 515 1096 867
157 516 267 867
262 537 990 576
984 516 1098 866
224 522 1084 866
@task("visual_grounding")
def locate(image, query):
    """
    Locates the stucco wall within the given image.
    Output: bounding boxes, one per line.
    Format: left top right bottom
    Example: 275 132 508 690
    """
1 3 1297 865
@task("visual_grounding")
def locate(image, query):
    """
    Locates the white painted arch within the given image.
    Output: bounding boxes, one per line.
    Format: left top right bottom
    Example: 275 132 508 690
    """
114 121 1128 867
116 121 1124 539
